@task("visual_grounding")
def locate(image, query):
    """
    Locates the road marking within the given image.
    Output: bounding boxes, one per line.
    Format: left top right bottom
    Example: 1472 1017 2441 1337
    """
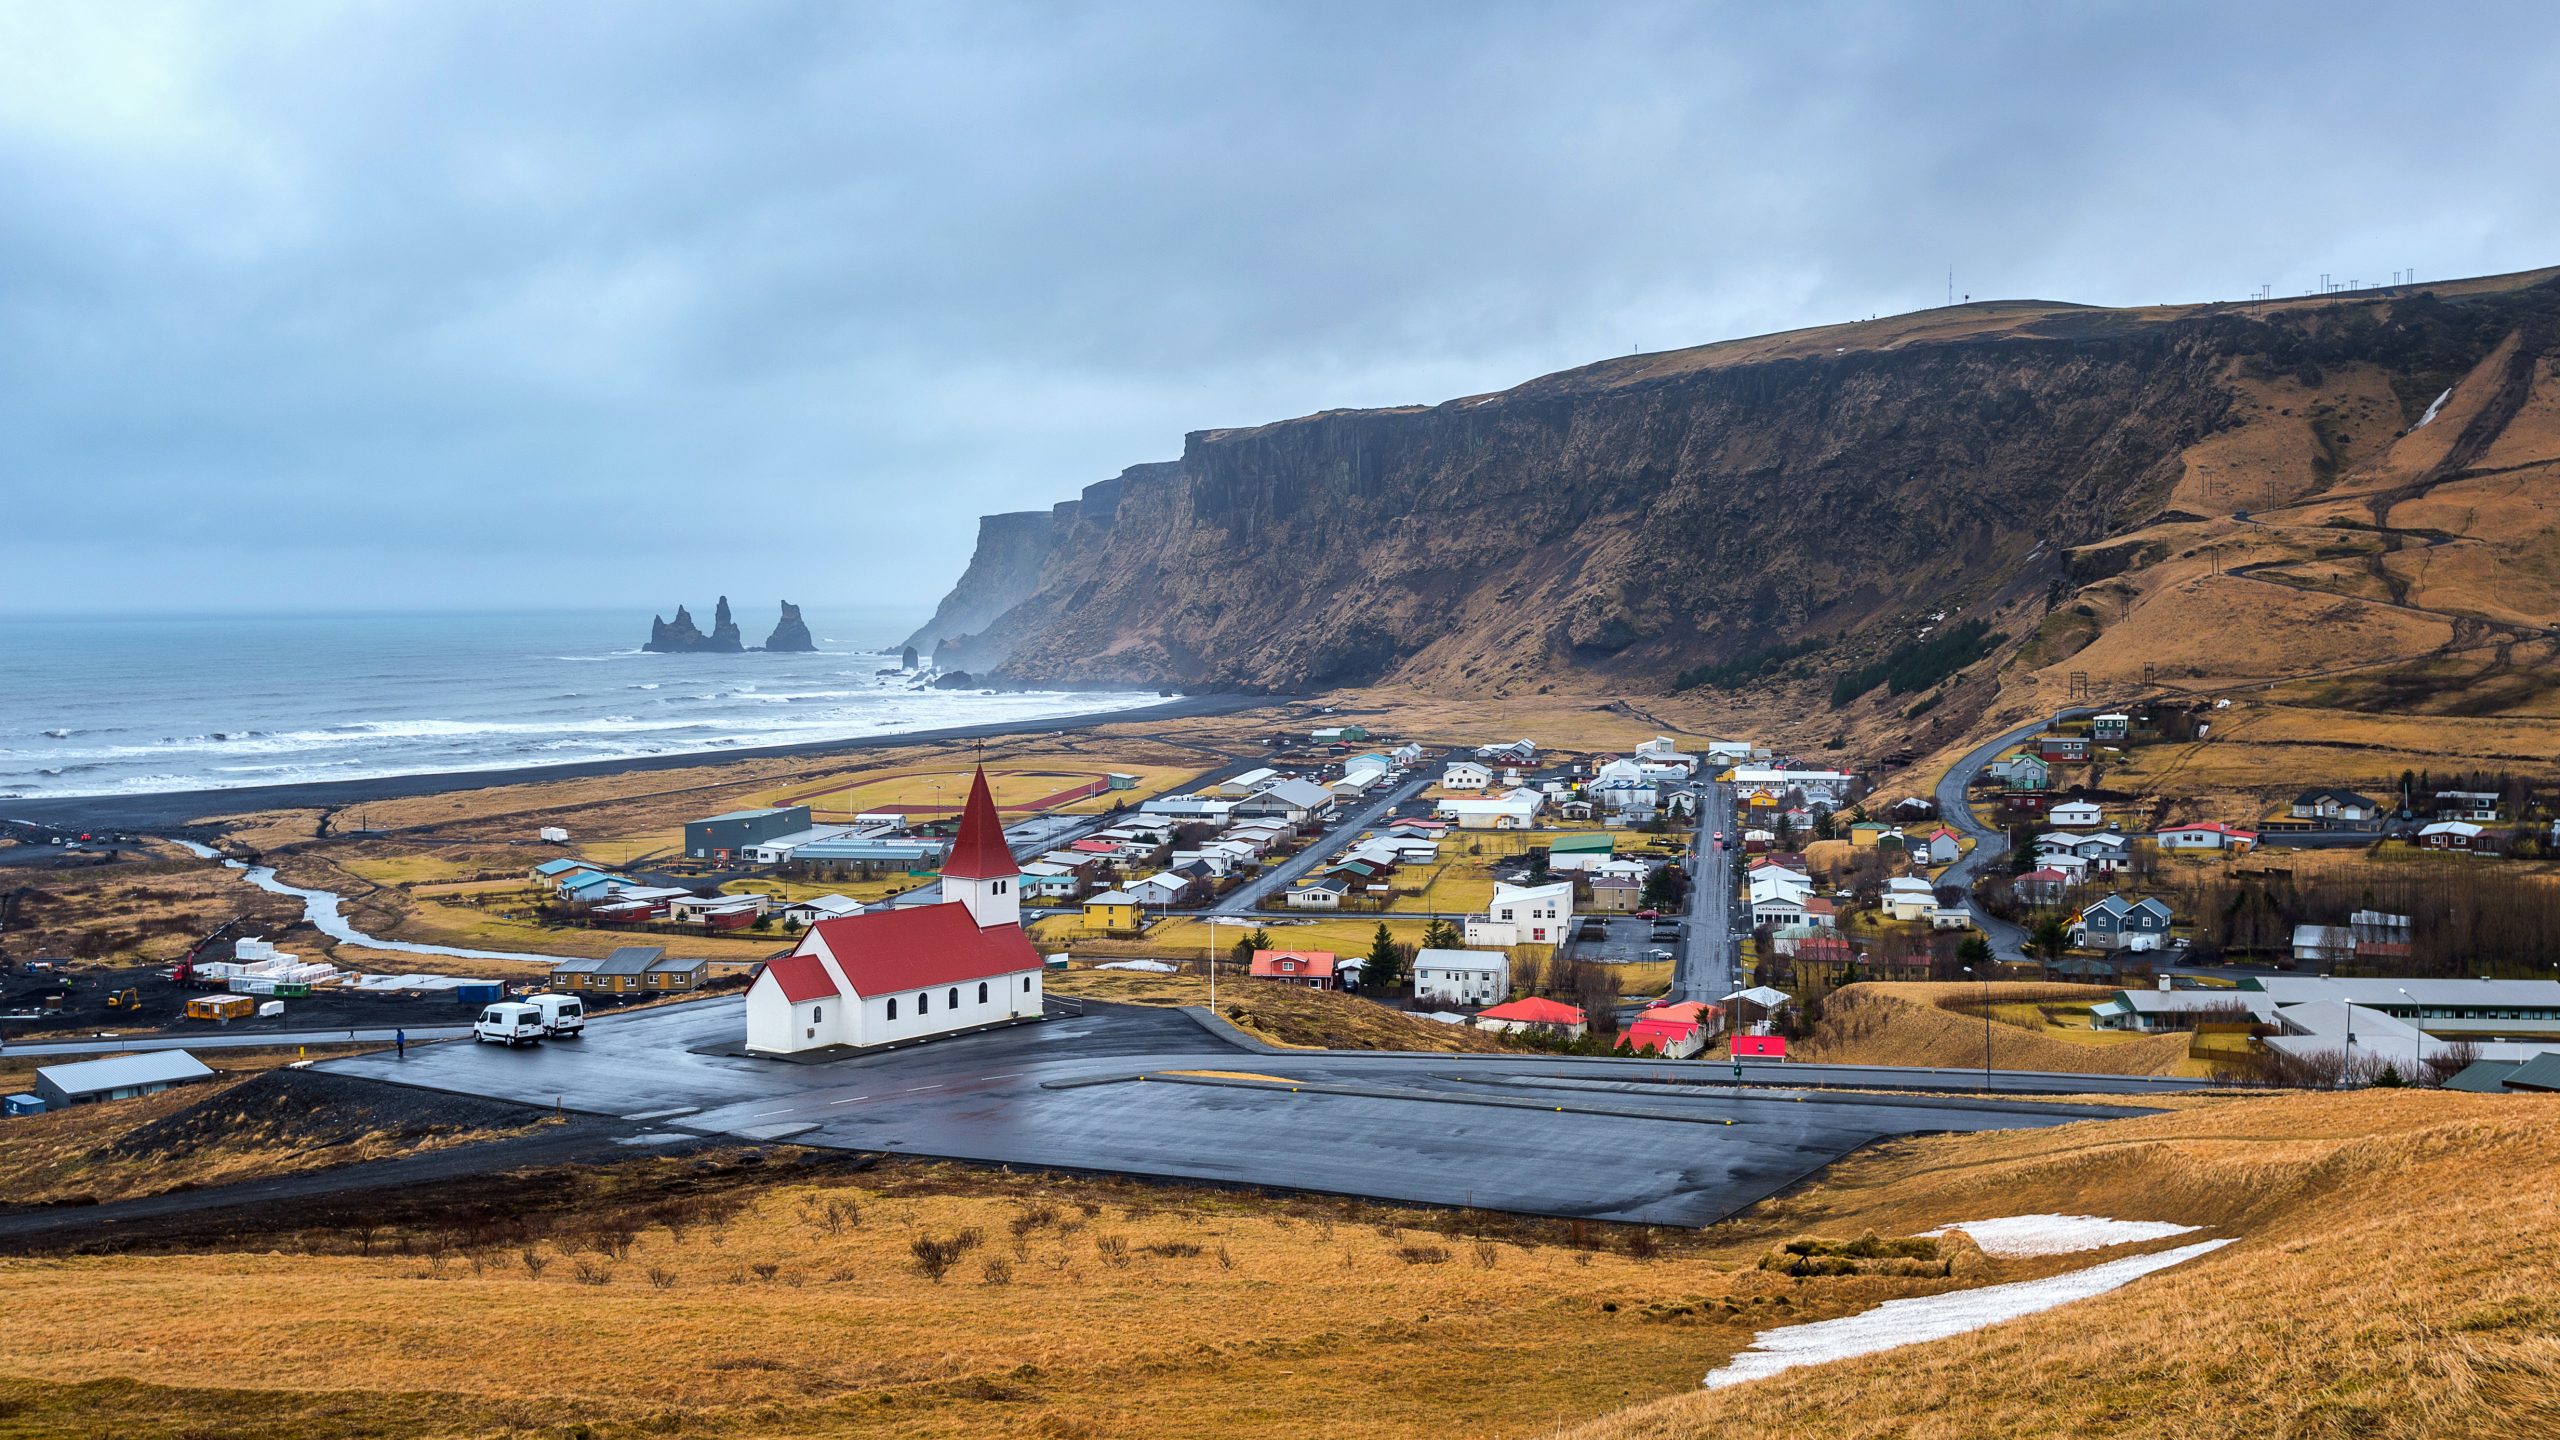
750 1107 796 1117
900 1084 942 1093
827 1095 871 1105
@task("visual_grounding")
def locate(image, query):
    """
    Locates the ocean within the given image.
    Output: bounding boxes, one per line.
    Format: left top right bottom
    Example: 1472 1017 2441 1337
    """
0 610 1163 800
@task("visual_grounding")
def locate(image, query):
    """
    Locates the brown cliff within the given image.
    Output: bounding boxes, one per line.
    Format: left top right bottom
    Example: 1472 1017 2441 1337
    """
923 271 2560 700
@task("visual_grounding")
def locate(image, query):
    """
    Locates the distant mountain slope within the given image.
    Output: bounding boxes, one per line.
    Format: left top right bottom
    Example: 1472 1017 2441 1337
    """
917 269 2560 719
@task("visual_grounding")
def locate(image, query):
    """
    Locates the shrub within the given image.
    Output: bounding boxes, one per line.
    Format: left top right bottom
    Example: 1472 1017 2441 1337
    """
911 1235 968 1283
980 1257 1013 1286
1396 1244 1451 1265
1093 1234 1132 1269
646 1266 677 1291
571 1260 614 1286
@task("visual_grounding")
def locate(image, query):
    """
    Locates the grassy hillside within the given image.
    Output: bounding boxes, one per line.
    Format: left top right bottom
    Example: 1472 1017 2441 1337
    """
1562 1090 2560 1440
1798 983 2194 1077
1 1093 2549 1438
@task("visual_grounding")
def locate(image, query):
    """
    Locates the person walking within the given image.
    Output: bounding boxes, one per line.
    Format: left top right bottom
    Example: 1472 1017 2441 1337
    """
395 1028 406 1060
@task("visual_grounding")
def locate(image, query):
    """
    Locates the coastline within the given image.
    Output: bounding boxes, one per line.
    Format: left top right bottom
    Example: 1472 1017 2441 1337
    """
2 692 1285 833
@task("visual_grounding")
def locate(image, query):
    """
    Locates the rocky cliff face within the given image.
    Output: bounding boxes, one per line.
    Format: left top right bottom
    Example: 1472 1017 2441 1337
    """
921 275 2560 694
764 601 816 652
644 596 746 653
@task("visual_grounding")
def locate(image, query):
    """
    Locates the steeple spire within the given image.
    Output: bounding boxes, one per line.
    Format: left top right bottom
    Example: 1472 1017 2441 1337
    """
941 765 1019 929
942 765 1017 881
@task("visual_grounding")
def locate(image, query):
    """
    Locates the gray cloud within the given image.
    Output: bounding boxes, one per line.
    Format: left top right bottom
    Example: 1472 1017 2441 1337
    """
3 1 2555 615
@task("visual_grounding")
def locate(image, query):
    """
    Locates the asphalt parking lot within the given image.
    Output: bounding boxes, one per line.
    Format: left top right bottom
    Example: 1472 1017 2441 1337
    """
1569 915 1676 968
321 997 2188 1226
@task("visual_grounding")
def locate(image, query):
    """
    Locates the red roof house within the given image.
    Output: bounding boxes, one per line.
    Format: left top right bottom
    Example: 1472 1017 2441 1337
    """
1474 996 1588 1037
1623 1012 1704 1057
1249 948 1339 988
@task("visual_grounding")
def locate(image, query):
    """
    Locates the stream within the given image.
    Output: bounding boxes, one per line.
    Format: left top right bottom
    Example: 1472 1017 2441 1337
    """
173 839 568 964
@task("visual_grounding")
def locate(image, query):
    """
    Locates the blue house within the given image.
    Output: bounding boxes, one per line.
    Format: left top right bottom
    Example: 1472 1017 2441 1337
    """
2074 894 2174 953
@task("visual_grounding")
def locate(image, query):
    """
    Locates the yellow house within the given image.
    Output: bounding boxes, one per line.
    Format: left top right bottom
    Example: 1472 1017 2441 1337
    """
1083 890 1141 934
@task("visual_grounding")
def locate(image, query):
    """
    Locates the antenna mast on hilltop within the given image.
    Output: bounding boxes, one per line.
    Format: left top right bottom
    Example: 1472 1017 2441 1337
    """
1947 268 1954 307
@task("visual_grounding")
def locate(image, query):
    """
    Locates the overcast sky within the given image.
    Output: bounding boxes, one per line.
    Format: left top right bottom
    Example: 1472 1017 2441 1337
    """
5 1 2557 618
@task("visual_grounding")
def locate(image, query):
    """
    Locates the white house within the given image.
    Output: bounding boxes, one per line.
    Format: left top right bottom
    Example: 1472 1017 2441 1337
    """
1882 877 1937 924
746 766 1041 1056
2155 822 2258 853
1466 881 1574 947
2048 800 2105 829
1437 790 1543 830
1441 761 1494 792
1286 878 1347 910
1125 871 1192 908
1411 948 1510 1007
1751 892 1807 929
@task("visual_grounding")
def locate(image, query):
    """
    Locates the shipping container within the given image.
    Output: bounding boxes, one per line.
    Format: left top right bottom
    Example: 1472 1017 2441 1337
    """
186 994 257 1022
454 981 506 1004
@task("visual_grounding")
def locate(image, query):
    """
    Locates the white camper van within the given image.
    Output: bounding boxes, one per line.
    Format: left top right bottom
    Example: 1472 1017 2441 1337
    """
473 1002 546 1047
526 992 585 1038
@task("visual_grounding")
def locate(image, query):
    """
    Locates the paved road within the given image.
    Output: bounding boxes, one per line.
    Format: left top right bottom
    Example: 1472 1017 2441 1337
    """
1209 760 1445 915
4 1026 471 1058
1933 708 2096 960
1674 779 1739 1003
315 996 2193 1226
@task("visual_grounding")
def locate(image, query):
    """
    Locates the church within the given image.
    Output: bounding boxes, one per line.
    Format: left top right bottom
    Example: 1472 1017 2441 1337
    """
744 765 1044 1055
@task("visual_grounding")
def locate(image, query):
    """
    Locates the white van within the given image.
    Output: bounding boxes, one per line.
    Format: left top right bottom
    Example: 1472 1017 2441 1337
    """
474 1002 546 1047
526 992 585 1038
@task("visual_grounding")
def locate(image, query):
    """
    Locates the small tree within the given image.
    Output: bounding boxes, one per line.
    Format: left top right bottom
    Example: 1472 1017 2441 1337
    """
2032 916 2070 962
1421 918 1461 952
1230 926 1271 967
1642 863 1685 910
1365 923 1409 992
1957 935 1994 969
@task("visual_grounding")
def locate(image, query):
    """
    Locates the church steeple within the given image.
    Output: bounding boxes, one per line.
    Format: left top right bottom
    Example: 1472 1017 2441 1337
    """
941 765 1019 928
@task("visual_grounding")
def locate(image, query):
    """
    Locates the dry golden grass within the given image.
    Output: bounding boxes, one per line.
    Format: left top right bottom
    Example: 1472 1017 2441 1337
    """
1559 1090 2560 1440
6 1087 2553 1439
0 1155 1807 1440
1799 983 2193 1077
2 855 307 967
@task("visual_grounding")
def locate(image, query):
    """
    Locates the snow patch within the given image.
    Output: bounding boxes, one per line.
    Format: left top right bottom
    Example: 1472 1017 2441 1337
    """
1095 959 1178 973
1922 1214 2201 1256
1705 1238 2234 1388
2415 387 2453 428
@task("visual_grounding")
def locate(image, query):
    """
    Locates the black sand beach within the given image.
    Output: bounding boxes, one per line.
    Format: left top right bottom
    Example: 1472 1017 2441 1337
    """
1 693 1284 833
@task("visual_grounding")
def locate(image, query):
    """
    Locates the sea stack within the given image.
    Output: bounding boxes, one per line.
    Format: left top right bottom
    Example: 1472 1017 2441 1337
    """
765 601 817 652
642 598 747 653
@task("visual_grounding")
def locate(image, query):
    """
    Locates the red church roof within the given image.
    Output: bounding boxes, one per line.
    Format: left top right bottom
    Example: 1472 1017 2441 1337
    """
801 902 1038 994
761 951 838 1004
940 765 1018 880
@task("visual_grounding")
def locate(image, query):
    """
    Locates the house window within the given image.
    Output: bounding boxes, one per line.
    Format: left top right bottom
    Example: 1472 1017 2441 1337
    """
918 992 929 1014
948 987 960 1009
887 998 898 1020
1023 976 1032 992
978 982 989 1003
812 1005 823 1022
